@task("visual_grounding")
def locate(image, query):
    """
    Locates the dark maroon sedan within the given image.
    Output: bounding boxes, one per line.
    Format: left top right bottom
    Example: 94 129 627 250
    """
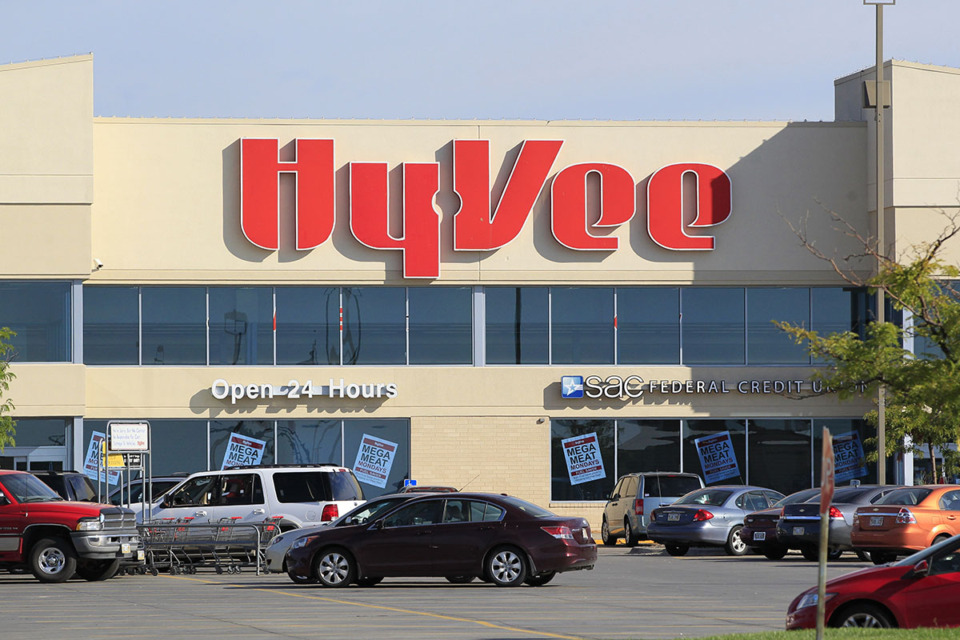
285 492 596 587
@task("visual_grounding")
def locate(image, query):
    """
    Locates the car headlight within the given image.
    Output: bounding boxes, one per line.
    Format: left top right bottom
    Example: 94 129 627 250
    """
267 535 284 548
76 517 103 531
291 537 309 549
796 591 836 610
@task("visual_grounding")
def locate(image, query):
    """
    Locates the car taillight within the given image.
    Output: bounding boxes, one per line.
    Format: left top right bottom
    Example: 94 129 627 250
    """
321 504 339 521
634 499 643 516
692 509 714 522
829 506 844 519
896 508 917 524
541 525 574 540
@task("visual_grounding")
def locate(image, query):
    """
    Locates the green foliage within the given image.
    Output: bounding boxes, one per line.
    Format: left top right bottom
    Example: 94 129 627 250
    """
0 327 15 452
778 238 960 480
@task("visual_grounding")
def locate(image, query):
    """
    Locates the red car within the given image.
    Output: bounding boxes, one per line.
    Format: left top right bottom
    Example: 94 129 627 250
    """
285 492 596 587
786 534 960 629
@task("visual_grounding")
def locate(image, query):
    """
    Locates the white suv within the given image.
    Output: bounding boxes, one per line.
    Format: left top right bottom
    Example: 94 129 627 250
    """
145 465 365 530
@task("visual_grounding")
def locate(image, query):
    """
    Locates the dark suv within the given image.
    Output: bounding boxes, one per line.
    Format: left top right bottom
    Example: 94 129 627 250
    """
31 470 101 503
602 472 704 546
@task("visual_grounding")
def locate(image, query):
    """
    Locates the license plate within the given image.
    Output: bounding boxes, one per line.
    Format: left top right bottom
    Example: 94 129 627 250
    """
870 516 884 527
667 513 680 522
792 527 804 536
753 531 766 541
121 543 131 554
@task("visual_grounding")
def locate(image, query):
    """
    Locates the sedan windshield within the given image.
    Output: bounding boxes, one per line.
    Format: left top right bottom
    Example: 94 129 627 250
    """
676 489 733 506
0 474 63 503
336 496 410 526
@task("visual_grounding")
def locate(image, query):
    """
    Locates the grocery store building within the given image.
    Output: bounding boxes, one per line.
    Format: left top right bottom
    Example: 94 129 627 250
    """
2 54 960 528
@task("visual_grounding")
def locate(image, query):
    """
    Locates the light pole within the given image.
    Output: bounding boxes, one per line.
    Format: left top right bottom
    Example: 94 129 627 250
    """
865 0 893 485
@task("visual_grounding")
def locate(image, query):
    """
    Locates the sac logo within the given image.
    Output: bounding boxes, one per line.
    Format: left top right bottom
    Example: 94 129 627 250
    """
240 138 733 278
561 375 644 400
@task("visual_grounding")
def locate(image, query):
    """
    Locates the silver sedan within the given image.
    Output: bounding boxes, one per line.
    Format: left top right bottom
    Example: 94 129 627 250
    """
647 485 784 556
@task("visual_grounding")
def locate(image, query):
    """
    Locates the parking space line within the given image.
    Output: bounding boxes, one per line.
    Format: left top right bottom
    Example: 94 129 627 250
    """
160 574 587 639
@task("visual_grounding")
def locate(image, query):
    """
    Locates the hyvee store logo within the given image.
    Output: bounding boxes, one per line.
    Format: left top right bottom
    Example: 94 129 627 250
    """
240 139 733 278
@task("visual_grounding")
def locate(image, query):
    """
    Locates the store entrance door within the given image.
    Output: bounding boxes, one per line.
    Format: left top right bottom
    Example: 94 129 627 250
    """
0 446 67 471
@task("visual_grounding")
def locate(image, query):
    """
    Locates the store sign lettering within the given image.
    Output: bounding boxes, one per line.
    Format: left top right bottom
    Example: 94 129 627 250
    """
211 378 398 405
240 138 733 278
561 375 837 400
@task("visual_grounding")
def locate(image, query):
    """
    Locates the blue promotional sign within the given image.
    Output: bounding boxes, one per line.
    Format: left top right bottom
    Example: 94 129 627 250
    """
694 431 741 483
833 431 868 483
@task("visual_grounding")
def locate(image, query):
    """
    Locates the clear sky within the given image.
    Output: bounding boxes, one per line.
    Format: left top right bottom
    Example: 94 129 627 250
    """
2 1 958 122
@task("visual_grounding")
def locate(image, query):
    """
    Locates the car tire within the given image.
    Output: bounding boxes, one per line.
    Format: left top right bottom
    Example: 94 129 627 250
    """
485 546 527 587
664 544 688 556
871 551 896 565
444 575 475 584
75 559 121 581
933 534 952 546
855 550 871 562
313 547 355 588
623 518 638 547
830 603 895 628
725 526 748 556
355 576 383 587
801 545 819 562
762 546 788 560
827 547 843 561
29 537 77 583
524 571 556 587
600 519 616 546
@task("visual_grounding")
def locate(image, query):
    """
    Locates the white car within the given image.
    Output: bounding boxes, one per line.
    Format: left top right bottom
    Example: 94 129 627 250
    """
264 493 417 579
145 465 365 530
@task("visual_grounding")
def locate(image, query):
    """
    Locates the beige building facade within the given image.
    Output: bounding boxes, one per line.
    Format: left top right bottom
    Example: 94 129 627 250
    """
2 55 960 529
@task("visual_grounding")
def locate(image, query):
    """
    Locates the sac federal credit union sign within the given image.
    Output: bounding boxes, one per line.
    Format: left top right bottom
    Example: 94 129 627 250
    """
559 375 849 400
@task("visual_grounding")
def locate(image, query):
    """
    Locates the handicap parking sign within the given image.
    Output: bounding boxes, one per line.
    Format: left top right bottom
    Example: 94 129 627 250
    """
561 376 584 398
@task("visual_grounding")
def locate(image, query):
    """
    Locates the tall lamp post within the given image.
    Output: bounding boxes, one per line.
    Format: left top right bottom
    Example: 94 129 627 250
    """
865 0 894 485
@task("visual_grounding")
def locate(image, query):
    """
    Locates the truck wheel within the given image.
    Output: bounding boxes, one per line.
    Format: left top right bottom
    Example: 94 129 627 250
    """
30 537 77 583
76 559 121 581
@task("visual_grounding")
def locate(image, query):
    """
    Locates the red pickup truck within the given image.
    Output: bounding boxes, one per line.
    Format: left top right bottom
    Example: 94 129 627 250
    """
0 469 142 582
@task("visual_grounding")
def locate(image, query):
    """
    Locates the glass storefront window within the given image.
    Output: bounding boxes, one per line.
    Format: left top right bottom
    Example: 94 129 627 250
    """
550 419 616 501
617 288 680 364
748 419 812 495
0 281 71 362
209 287 274 365
343 419 411 498
209 420 275 469
682 288 745 365
552 287 614 364
747 288 810 364
617 419 681 474
812 288 873 339
342 287 406 365
276 420 342 465
7 418 67 447
141 287 206 365
682 419 747 485
485 287 549 364
813 419 887 486
409 287 472 364
84 286 139 365
276 287 340 365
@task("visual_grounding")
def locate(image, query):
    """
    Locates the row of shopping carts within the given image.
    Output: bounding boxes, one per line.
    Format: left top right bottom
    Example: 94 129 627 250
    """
138 516 282 575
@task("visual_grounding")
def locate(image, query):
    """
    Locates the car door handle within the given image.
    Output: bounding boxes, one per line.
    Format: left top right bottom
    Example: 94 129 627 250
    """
417 530 432 536
253 508 265 515
195 510 207 517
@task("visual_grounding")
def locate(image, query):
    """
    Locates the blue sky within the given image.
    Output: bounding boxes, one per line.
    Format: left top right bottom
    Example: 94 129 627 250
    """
2 1 958 122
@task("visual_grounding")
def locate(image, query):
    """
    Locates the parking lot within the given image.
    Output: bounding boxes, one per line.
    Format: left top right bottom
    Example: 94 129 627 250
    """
0 544 872 640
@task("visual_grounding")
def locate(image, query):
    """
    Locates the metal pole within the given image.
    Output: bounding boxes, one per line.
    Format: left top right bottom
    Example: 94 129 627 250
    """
875 3 887 485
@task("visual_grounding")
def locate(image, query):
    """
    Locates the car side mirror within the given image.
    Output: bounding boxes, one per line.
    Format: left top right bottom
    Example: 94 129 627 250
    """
904 559 929 579
369 520 384 531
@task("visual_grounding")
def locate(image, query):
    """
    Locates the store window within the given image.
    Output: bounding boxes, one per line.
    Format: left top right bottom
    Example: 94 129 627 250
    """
343 419 412 498
209 287 274 365
617 419 681 474
748 419 812 495
550 419 616 501
682 288 745 365
276 287 339 365
276 420 343 465
408 287 472 364
617 288 680 364
8 418 68 447
682 419 747 484
209 420 275 469
485 287 549 364
0 281 71 362
141 287 206 365
813 419 886 485
342 287 406 365
552 287 614 364
85 419 207 478
747 288 810 364
84 286 139 365
812 287 873 339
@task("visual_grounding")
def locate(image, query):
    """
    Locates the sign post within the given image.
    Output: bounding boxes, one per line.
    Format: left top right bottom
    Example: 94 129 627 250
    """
816 427 836 640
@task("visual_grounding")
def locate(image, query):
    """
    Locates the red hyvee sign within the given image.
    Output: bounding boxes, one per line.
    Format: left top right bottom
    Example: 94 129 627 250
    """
240 138 733 278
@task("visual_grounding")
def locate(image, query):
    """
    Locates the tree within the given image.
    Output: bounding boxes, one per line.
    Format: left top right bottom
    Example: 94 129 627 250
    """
779 213 960 481
0 327 15 452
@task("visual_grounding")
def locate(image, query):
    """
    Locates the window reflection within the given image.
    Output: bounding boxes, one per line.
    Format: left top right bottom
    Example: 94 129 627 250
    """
409 288 471 365
486 287 548 364
142 287 206 365
552 288 614 364
343 287 406 365
747 288 809 364
209 287 274 365
276 287 339 365
84 286 138 364
0 281 71 362
617 288 680 364
683 288 745 365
